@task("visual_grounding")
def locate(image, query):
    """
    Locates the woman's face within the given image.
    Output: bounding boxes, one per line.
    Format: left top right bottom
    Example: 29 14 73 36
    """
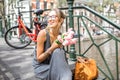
47 11 59 28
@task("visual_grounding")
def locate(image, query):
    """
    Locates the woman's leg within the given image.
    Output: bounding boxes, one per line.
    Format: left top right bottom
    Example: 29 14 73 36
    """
49 48 72 80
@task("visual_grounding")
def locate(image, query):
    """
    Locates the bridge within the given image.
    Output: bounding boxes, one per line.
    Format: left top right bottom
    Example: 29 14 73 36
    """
64 0 120 79
0 0 120 80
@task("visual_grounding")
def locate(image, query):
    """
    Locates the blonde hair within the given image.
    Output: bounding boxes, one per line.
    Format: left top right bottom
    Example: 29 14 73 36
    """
46 9 65 44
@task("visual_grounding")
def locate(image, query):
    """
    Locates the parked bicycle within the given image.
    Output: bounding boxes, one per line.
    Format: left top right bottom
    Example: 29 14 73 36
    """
4 7 47 49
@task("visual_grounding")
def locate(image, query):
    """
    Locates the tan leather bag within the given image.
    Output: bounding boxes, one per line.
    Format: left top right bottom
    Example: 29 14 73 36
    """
74 57 98 80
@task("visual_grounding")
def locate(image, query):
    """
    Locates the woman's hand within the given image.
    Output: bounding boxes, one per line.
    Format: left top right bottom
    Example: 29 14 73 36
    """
48 40 62 53
50 41 62 50
45 41 62 55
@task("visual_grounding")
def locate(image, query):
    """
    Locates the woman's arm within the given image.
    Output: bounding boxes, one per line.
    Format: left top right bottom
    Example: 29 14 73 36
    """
36 29 47 62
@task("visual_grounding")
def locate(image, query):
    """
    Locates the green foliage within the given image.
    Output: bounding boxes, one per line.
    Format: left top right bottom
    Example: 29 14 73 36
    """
58 0 67 7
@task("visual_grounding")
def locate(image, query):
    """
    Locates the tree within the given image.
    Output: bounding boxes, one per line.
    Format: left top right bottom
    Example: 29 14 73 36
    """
57 0 67 8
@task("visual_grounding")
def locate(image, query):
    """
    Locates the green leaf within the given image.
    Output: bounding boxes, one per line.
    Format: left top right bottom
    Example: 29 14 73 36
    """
55 39 61 44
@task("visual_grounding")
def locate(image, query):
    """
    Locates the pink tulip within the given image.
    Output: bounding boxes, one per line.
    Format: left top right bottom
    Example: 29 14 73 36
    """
57 35 64 43
69 31 74 35
68 28 73 32
69 38 78 44
64 34 73 40
62 40 70 46
56 28 78 46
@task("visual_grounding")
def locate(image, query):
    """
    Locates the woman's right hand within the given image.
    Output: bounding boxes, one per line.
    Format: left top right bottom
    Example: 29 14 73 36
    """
50 41 62 51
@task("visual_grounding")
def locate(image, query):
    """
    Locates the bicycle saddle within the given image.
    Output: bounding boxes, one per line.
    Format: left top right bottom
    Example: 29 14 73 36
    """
34 9 44 15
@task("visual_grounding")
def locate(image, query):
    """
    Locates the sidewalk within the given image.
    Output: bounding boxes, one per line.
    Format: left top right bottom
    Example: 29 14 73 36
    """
0 38 75 80
0 38 36 80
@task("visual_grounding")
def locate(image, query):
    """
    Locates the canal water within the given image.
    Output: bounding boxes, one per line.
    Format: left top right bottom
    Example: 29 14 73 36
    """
75 34 120 79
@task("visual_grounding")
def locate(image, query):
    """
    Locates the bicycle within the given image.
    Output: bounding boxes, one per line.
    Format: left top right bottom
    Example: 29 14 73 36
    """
4 7 47 49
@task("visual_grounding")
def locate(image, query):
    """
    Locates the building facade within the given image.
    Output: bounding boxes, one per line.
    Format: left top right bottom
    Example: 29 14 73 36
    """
31 0 56 10
4 0 57 29
1 0 120 37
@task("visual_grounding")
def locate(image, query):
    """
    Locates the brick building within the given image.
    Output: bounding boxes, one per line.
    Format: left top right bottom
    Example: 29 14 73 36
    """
31 0 56 10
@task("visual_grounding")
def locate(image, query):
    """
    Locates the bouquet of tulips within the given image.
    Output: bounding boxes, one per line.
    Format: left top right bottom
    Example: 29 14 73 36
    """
55 28 78 46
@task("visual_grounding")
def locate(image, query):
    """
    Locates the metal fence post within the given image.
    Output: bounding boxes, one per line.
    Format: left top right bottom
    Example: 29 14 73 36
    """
7 15 11 30
0 18 2 37
67 0 76 61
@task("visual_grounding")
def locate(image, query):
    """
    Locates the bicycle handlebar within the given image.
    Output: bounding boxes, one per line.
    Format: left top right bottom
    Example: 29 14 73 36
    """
15 8 44 16
34 9 44 15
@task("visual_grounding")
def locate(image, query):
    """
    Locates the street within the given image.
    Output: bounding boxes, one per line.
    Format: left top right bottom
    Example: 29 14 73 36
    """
0 38 76 80
0 38 36 80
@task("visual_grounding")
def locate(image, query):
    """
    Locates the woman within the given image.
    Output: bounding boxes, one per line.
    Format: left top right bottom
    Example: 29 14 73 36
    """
32 9 72 80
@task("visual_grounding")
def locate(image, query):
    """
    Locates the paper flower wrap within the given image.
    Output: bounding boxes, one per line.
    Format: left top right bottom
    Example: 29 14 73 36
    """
55 28 78 46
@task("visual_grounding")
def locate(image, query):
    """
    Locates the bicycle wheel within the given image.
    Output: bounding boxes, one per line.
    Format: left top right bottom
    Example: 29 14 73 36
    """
4 26 32 49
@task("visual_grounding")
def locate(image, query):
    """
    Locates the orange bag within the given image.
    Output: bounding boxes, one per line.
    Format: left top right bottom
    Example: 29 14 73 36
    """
74 57 98 80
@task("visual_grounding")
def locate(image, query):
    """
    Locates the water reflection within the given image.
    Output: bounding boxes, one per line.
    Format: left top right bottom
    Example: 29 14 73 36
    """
75 35 120 79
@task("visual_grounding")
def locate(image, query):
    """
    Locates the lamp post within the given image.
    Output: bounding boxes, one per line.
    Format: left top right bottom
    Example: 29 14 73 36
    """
66 0 76 61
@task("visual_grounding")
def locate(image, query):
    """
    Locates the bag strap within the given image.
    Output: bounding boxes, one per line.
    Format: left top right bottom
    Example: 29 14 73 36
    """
77 56 89 63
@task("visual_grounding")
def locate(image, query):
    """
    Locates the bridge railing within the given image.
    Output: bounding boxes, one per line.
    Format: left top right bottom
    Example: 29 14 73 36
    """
60 5 120 80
